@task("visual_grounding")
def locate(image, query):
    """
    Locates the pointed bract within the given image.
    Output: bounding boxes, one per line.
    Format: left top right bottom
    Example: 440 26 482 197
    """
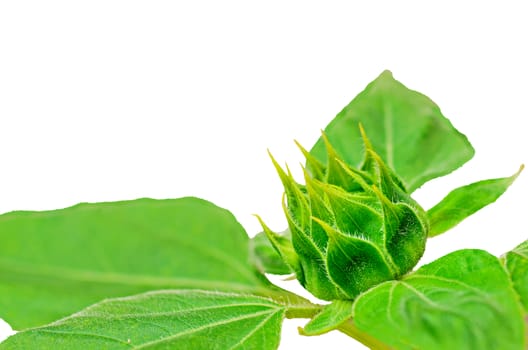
295 140 326 181
259 126 429 300
321 131 362 192
254 215 303 282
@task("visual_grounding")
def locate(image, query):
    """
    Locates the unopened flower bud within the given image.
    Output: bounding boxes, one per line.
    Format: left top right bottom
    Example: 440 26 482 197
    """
257 125 428 300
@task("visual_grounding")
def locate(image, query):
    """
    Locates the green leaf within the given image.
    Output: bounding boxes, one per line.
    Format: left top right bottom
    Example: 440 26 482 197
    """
503 240 528 312
428 166 524 237
0 290 286 350
310 70 475 192
353 249 526 350
300 300 353 336
249 231 293 275
0 197 291 330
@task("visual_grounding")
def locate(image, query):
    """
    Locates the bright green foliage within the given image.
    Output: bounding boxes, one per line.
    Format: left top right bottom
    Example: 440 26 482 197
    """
503 240 528 312
428 165 524 237
353 249 526 350
0 290 286 350
300 300 353 336
0 198 281 330
250 231 292 275
259 127 428 300
310 70 475 192
0 70 526 350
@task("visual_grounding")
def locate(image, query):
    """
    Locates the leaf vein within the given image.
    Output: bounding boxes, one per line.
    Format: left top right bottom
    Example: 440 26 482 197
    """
34 328 132 347
132 309 277 349
76 302 280 320
227 310 283 349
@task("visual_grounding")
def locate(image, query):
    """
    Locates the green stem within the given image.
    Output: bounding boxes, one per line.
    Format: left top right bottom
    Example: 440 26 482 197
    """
337 319 392 350
282 297 390 349
284 303 322 319
260 282 389 348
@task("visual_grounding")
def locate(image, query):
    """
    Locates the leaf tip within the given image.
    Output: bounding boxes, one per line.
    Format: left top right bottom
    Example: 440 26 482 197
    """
381 69 393 77
297 326 308 336
358 124 374 153
311 216 339 241
509 164 524 182
251 214 271 233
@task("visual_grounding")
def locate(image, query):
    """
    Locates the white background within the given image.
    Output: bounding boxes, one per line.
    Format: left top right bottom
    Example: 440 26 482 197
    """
1 1 527 349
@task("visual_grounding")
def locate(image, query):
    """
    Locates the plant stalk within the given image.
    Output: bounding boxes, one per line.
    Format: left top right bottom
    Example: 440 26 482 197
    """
284 303 322 319
284 299 391 349
337 319 392 350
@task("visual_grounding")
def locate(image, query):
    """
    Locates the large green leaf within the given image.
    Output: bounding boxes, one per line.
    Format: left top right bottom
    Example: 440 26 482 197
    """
310 70 474 192
427 166 523 237
0 290 285 349
353 249 526 350
0 197 291 330
503 240 528 312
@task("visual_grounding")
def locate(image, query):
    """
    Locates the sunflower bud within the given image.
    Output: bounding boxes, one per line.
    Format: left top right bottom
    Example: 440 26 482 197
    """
258 126 428 300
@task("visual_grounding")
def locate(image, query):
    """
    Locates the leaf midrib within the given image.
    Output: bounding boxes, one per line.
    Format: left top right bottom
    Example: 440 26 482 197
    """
510 250 528 261
382 95 394 169
397 282 477 322
0 258 265 293
125 213 254 281
74 302 281 320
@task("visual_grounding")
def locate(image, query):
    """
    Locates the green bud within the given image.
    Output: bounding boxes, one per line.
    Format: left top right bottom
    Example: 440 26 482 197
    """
259 125 428 300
